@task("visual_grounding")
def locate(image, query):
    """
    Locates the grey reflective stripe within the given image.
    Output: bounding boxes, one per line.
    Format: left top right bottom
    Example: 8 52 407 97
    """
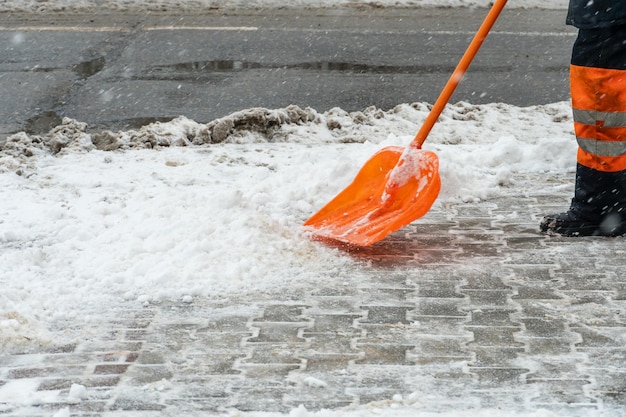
573 108 626 128
572 108 596 125
577 136 626 157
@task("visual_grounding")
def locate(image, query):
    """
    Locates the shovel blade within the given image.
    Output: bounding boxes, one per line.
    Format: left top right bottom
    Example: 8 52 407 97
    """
304 146 441 246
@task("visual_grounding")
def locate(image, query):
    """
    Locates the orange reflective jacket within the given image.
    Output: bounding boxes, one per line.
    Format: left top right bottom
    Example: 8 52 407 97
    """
570 64 626 172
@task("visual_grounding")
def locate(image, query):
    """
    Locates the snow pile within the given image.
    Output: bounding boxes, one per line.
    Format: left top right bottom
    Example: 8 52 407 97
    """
0 0 568 13
0 101 576 355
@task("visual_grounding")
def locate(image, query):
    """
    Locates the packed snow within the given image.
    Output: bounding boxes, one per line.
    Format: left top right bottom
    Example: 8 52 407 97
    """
0 0 593 416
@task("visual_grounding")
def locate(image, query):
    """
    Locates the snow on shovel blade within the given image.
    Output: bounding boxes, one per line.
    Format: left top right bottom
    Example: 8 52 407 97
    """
304 146 441 246
304 0 507 247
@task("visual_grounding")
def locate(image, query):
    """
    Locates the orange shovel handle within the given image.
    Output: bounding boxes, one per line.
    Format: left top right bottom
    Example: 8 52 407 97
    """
412 0 508 149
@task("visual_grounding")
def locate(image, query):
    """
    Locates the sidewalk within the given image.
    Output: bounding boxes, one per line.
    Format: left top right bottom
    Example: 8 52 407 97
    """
1 172 625 416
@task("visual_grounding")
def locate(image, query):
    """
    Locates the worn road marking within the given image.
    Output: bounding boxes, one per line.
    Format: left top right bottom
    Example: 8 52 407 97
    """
143 25 259 31
0 25 133 32
0 25 258 32
0 25 568 37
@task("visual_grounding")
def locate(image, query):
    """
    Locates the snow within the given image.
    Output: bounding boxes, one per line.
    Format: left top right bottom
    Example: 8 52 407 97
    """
0 103 577 416
66 384 88 404
1 103 576 342
0 0 588 416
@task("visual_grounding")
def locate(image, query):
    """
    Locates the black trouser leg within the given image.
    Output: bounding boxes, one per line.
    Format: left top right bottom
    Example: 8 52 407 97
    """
572 164 626 222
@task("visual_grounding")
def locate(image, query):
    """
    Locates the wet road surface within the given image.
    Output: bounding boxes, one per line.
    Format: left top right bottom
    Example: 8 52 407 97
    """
0 8 575 140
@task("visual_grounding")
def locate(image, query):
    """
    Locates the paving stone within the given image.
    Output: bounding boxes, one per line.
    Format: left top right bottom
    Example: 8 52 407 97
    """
359 306 413 324
166 398 231 412
303 354 359 372
7 366 86 379
601 393 626 411
76 341 143 353
304 314 362 334
93 364 130 375
247 346 303 365
195 332 253 350
514 299 570 319
84 375 121 387
454 242 505 257
469 367 529 386
557 273 612 291
36 378 74 391
461 289 513 306
507 266 555 282
181 354 245 375
247 322 311 343
404 249 466 265
523 354 588 380
463 273 514 290
283 376 356 406
255 305 309 322
4 188 626 416
174 380 231 398
124 329 148 341
469 326 524 347
587 368 626 392
409 316 469 335
476 390 531 409
26 401 108 415
125 364 173 384
468 309 518 326
305 330 358 348
414 299 468 318
408 336 473 363
354 345 415 365
111 395 166 411
613 283 626 300
521 338 577 355
199 315 251 332
66 400 109 413
573 327 621 349
416 280 464 298
310 297 360 312
520 318 569 337
583 349 626 369
237 364 302 379
471 346 526 367
357 323 417 344
513 284 564 299
528 379 595 404
231 385 292 413
136 351 166 365
284 398 355 410
98 351 135 363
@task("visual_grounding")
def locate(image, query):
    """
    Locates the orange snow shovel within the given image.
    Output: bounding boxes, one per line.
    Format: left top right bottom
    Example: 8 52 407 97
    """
304 0 507 246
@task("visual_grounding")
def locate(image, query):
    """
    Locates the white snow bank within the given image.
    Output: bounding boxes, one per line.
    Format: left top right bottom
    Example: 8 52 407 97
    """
0 101 576 355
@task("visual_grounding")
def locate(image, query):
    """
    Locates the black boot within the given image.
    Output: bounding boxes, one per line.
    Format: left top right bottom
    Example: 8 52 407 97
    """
540 164 626 236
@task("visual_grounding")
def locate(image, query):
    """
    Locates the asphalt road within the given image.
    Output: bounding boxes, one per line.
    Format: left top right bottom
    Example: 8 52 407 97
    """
0 8 576 139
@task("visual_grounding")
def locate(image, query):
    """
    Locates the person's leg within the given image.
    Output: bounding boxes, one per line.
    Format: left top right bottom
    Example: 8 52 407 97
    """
541 26 626 236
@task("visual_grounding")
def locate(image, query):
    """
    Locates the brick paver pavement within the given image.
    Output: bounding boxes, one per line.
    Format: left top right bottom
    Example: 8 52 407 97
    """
1 173 625 416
